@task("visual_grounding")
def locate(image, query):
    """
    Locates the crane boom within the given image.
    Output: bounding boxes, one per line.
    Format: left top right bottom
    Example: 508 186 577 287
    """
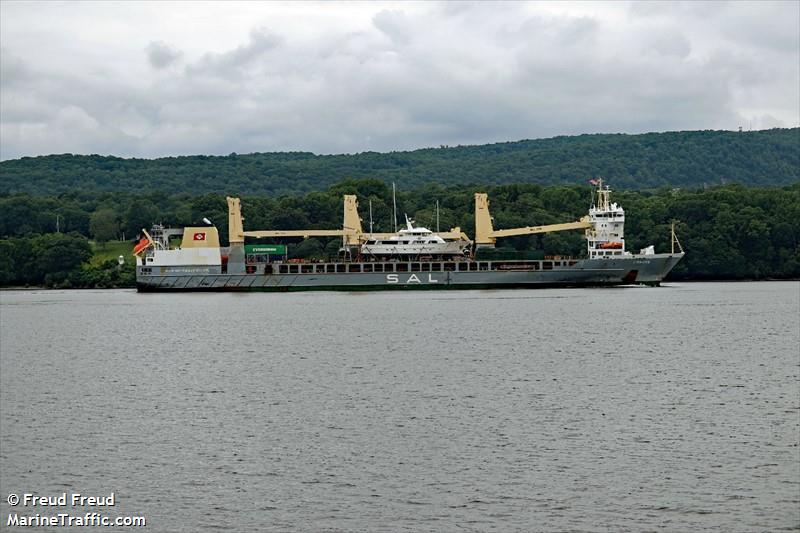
474 192 591 247
490 220 591 238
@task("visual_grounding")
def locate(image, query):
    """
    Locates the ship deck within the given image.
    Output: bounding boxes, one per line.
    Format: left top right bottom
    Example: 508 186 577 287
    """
243 258 580 275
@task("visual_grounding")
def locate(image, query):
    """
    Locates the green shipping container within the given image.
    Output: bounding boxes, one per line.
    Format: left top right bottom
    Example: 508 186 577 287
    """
245 244 287 255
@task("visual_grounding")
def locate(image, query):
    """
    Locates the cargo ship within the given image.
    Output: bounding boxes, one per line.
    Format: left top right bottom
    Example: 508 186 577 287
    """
134 181 684 291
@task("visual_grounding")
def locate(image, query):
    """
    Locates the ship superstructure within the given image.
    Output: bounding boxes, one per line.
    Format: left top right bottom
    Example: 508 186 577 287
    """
134 181 684 291
586 180 627 258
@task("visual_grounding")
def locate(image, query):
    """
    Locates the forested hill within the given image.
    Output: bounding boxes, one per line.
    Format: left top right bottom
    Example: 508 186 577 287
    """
1 128 798 196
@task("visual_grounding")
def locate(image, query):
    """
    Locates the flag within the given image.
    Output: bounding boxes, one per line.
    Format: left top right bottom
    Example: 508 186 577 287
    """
588 178 599 186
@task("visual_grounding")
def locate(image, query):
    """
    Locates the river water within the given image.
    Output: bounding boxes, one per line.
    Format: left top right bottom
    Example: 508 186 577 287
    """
1 282 798 532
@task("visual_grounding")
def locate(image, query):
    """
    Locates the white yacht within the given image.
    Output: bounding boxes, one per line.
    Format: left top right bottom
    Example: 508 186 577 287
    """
360 215 471 258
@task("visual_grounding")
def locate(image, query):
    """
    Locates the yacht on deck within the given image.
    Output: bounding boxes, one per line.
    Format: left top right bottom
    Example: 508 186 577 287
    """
360 215 471 258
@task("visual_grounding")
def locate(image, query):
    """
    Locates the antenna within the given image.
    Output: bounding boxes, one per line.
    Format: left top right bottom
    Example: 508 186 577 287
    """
392 182 398 233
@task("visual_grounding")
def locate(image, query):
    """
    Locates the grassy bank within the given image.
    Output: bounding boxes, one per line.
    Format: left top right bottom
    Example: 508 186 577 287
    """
90 240 135 266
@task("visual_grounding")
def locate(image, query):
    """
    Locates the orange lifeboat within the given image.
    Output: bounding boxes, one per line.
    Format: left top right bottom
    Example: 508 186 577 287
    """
133 237 151 255
599 242 623 249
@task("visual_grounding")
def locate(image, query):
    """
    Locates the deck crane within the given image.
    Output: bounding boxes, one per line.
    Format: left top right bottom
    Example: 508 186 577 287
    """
227 196 471 246
228 195 364 245
474 193 592 248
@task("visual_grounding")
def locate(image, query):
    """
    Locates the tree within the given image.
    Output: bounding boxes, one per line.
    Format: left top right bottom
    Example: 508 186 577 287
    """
124 200 159 238
90 208 118 246
33 233 93 285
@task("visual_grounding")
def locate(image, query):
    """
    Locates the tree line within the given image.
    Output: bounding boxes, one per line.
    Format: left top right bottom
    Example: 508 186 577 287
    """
1 129 798 196
1 180 798 287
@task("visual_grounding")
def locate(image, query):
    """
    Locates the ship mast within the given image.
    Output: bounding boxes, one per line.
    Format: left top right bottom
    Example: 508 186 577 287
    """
436 199 440 233
671 221 684 254
369 199 374 236
596 178 610 211
392 182 398 233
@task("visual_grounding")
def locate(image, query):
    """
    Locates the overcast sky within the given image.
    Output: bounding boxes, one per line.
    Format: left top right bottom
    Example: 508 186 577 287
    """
1 1 798 160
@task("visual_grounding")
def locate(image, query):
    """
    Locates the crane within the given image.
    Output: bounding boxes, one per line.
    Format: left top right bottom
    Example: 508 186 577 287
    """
227 196 471 246
474 193 592 248
227 196 363 245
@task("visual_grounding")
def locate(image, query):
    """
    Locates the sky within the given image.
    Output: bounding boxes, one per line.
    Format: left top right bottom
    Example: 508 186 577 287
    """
1 1 798 160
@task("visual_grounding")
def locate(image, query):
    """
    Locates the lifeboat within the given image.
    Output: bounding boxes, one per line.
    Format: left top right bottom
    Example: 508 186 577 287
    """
132 237 151 255
599 241 623 249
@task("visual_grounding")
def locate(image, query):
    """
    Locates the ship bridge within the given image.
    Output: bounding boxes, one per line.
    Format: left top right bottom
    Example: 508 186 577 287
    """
586 180 627 259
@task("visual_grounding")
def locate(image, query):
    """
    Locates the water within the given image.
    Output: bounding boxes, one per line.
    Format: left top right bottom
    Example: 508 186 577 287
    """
1 282 798 532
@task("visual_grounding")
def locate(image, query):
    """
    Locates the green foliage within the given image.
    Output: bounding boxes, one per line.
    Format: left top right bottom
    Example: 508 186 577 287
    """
89 208 119 244
68 261 136 289
0 233 135 288
0 180 798 285
0 233 92 287
289 238 325 260
1 129 798 196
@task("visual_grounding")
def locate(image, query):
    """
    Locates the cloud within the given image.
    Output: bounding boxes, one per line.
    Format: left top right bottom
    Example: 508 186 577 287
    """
189 28 283 78
0 1 797 160
146 41 182 69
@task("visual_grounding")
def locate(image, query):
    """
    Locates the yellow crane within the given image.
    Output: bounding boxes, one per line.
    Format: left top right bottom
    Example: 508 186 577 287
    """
228 196 363 245
474 193 591 248
227 196 470 246
228 193 586 250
